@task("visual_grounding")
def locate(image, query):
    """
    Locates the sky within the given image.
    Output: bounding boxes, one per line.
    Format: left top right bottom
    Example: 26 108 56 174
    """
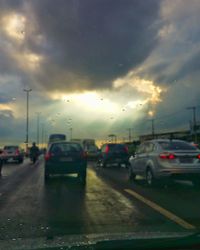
0 0 200 146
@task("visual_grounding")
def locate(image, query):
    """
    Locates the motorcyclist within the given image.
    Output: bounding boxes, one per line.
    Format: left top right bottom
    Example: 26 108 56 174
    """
30 142 39 163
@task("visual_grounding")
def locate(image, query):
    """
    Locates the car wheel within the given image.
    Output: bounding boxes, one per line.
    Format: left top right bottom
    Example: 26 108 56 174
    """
18 159 23 164
44 171 50 181
78 170 87 185
102 160 108 168
146 168 156 187
128 166 136 181
96 159 101 168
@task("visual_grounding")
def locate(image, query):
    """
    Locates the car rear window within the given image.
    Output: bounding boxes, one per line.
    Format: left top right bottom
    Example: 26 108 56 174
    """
158 141 197 151
51 143 82 153
108 144 127 152
88 145 98 151
4 146 18 150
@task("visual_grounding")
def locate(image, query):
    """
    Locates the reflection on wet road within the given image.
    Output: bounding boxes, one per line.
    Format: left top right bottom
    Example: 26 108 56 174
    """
0 159 199 242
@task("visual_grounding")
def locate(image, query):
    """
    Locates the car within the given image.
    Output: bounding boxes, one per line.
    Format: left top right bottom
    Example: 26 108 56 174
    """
2 145 24 164
85 144 100 160
44 141 87 184
97 143 129 168
128 139 200 187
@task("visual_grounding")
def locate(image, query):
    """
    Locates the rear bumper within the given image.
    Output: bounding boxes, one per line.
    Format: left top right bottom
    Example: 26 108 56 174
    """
3 155 23 161
45 162 87 175
104 157 129 164
156 168 200 180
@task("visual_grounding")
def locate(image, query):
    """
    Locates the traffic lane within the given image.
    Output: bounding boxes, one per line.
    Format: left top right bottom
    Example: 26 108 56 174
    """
92 163 200 229
0 161 181 241
0 158 37 196
1 158 29 177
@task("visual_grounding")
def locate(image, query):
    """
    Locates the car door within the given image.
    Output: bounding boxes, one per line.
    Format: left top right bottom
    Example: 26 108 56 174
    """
136 143 150 176
131 143 145 174
141 142 155 175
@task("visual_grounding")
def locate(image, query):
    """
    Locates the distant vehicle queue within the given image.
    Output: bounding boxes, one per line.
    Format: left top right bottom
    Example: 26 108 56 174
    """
1 132 200 188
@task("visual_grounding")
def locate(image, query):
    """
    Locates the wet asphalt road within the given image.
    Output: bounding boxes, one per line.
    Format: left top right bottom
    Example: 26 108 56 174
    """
0 157 200 243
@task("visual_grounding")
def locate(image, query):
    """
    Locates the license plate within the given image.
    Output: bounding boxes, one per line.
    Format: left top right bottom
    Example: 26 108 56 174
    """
60 157 72 162
180 158 193 163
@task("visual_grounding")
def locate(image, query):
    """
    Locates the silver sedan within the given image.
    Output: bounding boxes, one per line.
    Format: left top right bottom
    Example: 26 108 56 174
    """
128 139 200 187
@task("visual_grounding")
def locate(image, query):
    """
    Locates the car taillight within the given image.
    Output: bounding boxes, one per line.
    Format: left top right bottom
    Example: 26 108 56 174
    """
159 153 176 160
105 145 109 153
124 146 128 153
197 154 200 159
45 152 52 161
15 149 20 156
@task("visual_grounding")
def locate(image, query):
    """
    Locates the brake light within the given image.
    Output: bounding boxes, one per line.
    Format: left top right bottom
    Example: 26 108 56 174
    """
105 145 109 154
45 152 52 161
15 149 20 156
197 154 200 159
159 153 176 160
124 146 128 153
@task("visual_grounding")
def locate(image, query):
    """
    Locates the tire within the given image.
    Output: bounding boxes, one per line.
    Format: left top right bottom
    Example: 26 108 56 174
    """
102 160 108 168
78 170 87 185
96 159 101 168
44 172 50 181
128 166 136 181
18 158 23 164
146 168 156 187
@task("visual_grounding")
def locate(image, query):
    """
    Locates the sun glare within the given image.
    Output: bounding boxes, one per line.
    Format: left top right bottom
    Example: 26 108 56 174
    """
2 13 26 41
52 91 118 113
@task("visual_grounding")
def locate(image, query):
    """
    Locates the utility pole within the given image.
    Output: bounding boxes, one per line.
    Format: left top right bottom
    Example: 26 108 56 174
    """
41 123 44 148
24 88 32 154
127 128 131 142
187 106 197 143
70 127 73 141
36 112 41 145
150 119 155 139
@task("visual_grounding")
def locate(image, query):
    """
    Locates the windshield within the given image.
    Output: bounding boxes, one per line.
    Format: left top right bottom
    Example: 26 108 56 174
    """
109 144 127 152
1 0 200 249
4 146 18 150
51 143 82 153
159 141 198 151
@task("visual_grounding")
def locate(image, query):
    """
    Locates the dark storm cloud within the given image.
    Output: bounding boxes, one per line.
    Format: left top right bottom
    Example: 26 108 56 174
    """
25 0 161 91
139 50 200 85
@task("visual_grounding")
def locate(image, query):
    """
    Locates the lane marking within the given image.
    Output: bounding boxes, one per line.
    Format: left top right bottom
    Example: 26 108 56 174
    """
124 189 195 230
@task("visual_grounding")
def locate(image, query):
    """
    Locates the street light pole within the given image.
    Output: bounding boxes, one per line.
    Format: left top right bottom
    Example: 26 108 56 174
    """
127 128 132 142
151 119 155 139
24 88 32 154
70 127 73 141
187 106 197 143
41 123 44 148
36 112 41 145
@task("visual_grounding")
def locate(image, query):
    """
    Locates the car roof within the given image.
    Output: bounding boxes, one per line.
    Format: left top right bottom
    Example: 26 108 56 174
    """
49 141 81 146
102 143 125 146
148 139 188 143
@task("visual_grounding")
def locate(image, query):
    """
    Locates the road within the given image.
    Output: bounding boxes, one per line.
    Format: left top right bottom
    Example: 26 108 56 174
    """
0 158 199 245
